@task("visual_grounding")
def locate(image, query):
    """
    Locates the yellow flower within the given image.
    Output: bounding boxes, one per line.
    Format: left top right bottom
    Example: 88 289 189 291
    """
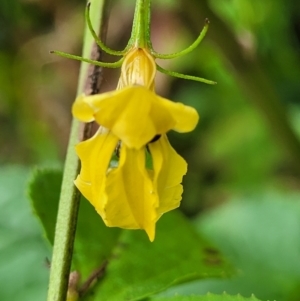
52 0 215 242
73 49 198 149
74 129 187 241
73 47 199 241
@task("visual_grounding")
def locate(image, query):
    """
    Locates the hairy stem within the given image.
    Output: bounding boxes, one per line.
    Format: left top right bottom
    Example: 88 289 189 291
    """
46 1 107 300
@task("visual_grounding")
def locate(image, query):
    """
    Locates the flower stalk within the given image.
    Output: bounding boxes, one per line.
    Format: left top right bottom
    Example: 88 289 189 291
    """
131 0 150 48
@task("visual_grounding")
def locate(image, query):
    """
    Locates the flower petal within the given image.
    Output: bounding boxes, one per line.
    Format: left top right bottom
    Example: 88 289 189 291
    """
89 86 176 149
156 96 199 132
118 48 156 89
72 94 95 122
103 145 158 241
72 85 198 146
74 128 119 217
148 135 187 218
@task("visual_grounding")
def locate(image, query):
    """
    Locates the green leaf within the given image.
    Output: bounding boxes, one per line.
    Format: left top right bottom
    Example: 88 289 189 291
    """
187 190 300 301
28 168 121 279
0 166 49 301
28 168 62 244
73 193 121 279
149 292 262 301
29 168 231 300
89 210 232 301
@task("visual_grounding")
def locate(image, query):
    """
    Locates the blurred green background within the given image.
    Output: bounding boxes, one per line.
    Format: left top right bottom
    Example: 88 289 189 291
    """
1 0 300 300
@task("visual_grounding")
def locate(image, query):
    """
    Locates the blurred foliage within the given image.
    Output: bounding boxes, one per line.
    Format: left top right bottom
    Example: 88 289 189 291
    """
1 0 300 300
0 166 49 301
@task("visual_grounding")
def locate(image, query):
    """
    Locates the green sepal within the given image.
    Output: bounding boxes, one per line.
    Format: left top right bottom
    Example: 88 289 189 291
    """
156 64 217 85
51 1 216 86
50 50 124 68
151 19 210 60
85 2 128 56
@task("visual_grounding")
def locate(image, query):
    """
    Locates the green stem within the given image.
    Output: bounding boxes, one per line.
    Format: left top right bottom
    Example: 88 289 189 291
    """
46 1 106 301
46 120 81 301
130 0 151 48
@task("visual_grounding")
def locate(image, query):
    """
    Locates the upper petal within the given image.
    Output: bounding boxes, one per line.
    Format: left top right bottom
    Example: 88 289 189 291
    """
89 86 176 149
156 96 199 132
72 94 95 122
72 86 198 149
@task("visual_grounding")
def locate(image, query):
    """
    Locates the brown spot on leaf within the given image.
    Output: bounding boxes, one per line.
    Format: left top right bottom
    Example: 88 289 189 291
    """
203 247 223 266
